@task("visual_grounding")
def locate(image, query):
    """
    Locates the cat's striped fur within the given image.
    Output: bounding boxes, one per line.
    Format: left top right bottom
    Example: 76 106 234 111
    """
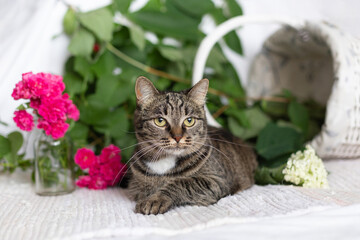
128 76 257 215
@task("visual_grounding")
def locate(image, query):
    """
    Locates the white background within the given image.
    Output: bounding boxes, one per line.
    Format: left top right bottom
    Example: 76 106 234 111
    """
0 1 359 239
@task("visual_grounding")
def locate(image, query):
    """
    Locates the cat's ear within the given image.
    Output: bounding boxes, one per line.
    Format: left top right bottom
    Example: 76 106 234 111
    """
187 78 209 105
135 76 159 104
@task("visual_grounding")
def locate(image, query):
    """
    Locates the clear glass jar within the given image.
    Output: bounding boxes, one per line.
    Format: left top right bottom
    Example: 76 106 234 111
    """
34 133 75 196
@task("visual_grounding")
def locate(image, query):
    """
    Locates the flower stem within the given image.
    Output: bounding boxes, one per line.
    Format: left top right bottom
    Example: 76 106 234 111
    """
106 43 290 107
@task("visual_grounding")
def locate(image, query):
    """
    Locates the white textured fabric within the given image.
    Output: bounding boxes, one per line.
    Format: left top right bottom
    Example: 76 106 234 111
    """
1 159 360 240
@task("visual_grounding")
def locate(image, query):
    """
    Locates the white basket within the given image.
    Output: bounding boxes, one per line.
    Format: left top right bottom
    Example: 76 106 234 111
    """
192 16 360 159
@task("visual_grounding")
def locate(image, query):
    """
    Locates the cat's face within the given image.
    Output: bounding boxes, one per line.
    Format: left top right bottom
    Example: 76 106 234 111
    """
134 77 209 157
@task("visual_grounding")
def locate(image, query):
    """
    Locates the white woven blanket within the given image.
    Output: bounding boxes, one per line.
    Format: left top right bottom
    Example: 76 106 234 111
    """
1 159 360 240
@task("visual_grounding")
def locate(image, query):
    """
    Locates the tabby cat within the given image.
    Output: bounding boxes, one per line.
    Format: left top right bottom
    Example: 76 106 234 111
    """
128 76 257 215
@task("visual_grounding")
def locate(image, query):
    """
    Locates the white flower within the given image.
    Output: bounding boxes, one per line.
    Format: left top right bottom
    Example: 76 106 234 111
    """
282 145 329 189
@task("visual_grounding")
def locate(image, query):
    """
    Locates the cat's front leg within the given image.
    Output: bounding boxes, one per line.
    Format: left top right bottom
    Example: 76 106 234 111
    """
135 176 224 215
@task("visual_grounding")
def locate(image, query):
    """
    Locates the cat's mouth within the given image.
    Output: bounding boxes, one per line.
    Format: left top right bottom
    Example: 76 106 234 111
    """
164 145 187 155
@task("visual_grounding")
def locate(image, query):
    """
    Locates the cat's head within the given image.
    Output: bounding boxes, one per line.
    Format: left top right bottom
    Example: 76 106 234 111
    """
134 76 209 156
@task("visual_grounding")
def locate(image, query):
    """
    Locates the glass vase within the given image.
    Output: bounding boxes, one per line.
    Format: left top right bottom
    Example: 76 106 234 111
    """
34 132 75 196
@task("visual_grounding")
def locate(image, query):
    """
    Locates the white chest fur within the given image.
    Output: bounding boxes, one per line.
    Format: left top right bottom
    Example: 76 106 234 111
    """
146 156 176 175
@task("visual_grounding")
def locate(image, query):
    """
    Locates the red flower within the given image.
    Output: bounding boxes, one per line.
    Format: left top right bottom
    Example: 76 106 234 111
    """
74 148 96 170
88 176 107 190
12 72 80 139
75 144 127 190
13 110 34 131
76 175 92 188
99 144 121 164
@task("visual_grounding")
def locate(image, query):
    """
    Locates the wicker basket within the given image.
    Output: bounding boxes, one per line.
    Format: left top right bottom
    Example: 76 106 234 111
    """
192 16 360 159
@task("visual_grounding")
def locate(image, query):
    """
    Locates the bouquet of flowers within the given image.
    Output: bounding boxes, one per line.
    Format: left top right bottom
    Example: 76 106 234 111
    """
12 72 80 195
75 144 127 190
12 72 79 138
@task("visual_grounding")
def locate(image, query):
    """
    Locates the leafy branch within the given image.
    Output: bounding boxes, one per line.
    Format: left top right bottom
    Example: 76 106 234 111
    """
61 0 325 175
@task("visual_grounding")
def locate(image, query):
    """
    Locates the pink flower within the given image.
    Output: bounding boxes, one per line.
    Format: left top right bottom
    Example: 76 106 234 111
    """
75 148 96 170
67 103 80 121
49 121 69 139
88 176 107 190
76 175 92 188
13 110 34 131
88 157 101 176
37 97 67 123
29 98 41 109
75 144 126 190
46 73 65 98
37 119 69 139
100 161 127 186
99 144 121 164
12 72 79 139
26 73 50 97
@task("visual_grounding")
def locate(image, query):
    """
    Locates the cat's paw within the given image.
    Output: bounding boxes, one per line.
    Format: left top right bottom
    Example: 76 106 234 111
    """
135 194 173 215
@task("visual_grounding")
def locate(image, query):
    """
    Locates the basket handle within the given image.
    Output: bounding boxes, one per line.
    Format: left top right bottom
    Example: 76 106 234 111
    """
192 15 304 127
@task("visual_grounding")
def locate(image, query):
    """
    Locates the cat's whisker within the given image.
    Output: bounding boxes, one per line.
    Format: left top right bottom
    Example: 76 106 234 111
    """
120 140 157 151
199 136 255 148
192 141 230 160
115 144 160 185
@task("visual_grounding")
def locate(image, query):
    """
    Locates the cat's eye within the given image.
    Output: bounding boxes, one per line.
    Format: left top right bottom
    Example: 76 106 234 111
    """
183 117 195 127
154 117 167 127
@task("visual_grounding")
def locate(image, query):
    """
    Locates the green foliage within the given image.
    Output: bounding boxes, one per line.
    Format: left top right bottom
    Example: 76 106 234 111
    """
60 0 248 161
0 131 31 173
68 29 95 58
255 164 286 185
63 8 78 35
256 123 302 162
59 0 325 184
78 8 114 41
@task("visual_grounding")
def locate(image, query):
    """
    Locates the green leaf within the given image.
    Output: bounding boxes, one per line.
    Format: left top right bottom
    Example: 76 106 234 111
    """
226 109 250 128
255 164 285 185
256 123 302 161
16 104 26 110
288 101 309 134
78 8 114 41
94 108 129 139
0 135 11 158
153 78 172 91
66 122 89 140
63 73 85 96
68 28 95 57
206 46 227 73
139 0 162 11
8 132 23 156
63 8 78 35
129 25 146 51
224 32 243 54
158 46 183 61
108 108 129 139
261 100 288 117
224 0 243 17
92 51 116 78
115 134 137 163
228 107 271 140
88 75 133 108
129 10 200 40
211 8 243 54
74 57 94 81
113 0 132 14
171 0 215 19
79 96 115 126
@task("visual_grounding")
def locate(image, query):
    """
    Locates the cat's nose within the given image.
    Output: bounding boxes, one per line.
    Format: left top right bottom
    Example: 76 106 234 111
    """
173 135 182 143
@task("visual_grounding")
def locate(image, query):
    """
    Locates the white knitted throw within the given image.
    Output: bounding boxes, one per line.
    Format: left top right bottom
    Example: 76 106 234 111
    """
1 159 360 240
